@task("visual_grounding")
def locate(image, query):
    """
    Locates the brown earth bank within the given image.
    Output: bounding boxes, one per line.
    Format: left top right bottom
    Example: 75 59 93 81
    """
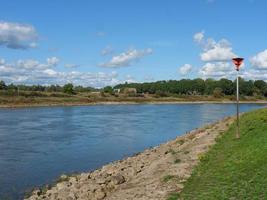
25 116 235 200
1 100 267 108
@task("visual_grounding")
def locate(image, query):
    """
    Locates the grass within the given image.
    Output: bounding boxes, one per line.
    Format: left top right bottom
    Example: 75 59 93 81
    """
163 175 175 182
167 192 180 200
174 158 181 164
177 139 185 145
179 108 267 199
167 148 177 155
183 151 190 154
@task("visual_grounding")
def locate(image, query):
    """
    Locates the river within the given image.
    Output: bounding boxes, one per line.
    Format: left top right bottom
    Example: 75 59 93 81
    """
0 103 265 199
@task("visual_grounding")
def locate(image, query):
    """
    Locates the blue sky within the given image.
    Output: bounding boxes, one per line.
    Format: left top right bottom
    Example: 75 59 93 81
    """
0 0 267 87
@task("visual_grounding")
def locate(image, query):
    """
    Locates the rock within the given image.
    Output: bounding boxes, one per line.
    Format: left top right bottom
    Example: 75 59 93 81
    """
111 174 125 185
95 177 107 185
33 189 41 196
87 182 100 192
102 165 114 173
66 192 77 200
94 189 106 200
56 182 66 190
80 173 90 181
125 167 137 177
60 174 68 180
69 176 78 183
72 183 81 190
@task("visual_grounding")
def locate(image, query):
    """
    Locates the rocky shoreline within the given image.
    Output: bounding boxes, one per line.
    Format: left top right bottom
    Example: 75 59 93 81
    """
25 116 234 200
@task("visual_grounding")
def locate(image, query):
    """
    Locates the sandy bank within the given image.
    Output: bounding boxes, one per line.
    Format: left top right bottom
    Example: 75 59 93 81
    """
1 100 267 109
25 116 234 200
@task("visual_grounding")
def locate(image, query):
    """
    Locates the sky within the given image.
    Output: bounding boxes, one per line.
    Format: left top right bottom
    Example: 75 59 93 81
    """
0 0 267 88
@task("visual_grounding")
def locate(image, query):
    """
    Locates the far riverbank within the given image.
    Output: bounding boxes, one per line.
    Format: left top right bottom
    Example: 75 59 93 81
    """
1 100 267 109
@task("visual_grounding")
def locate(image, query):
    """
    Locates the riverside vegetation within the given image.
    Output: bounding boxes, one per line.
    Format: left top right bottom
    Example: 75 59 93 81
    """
179 107 267 199
0 78 267 107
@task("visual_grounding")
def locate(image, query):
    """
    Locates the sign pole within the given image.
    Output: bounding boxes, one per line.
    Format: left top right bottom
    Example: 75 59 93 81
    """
236 70 240 139
232 57 244 139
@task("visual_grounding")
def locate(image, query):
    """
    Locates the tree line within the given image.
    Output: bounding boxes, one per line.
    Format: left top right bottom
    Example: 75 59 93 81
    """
0 81 96 95
1 78 267 97
114 78 267 97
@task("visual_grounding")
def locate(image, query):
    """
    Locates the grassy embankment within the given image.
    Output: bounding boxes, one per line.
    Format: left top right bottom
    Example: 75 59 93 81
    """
168 108 267 199
0 90 266 107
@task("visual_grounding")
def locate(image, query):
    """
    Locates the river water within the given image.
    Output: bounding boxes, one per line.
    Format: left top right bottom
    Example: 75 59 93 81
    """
0 103 265 199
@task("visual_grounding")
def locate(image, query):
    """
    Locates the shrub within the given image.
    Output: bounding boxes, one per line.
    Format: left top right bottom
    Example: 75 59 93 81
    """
63 83 75 94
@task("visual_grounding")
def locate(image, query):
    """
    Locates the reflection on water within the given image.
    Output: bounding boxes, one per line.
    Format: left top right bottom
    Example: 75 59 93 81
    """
0 103 265 199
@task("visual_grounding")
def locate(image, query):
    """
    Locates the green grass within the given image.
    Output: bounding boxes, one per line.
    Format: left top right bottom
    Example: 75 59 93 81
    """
174 158 181 164
163 175 175 182
167 192 180 200
179 108 267 200
168 148 177 155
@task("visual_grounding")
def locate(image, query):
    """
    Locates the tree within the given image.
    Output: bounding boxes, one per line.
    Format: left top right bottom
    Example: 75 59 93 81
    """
204 78 217 95
263 86 267 97
238 79 254 96
213 87 224 98
63 83 74 94
103 86 113 95
218 78 234 95
254 80 266 96
0 80 7 90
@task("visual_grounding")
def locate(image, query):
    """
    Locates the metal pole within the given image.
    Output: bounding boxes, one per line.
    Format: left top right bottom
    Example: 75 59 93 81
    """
236 71 240 139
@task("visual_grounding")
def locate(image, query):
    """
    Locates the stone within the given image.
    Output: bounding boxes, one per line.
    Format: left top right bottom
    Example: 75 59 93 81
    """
111 174 125 185
94 189 106 200
95 177 107 185
80 173 90 181
87 182 100 192
60 174 68 180
125 167 137 177
56 182 66 191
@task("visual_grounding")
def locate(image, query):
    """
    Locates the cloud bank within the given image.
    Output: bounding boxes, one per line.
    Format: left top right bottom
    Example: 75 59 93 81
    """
0 21 38 49
0 58 122 87
99 48 152 68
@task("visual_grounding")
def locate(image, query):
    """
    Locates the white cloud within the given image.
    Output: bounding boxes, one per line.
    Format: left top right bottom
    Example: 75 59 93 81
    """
242 69 267 81
16 57 59 70
17 59 40 69
199 62 235 78
201 45 236 62
101 45 114 56
179 64 192 75
194 31 236 62
193 31 204 43
0 21 38 49
99 48 153 68
47 57 60 66
0 58 132 88
250 49 267 70
0 58 5 65
43 69 58 76
124 74 136 83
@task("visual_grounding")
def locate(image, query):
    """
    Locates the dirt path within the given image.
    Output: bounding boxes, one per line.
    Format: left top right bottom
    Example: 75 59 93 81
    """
26 116 234 200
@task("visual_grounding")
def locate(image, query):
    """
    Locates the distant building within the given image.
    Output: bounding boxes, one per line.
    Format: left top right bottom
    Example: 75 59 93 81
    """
113 88 121 93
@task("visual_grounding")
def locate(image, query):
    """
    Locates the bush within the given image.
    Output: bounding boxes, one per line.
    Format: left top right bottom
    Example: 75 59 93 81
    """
63 83 75 94
213 87 224 98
